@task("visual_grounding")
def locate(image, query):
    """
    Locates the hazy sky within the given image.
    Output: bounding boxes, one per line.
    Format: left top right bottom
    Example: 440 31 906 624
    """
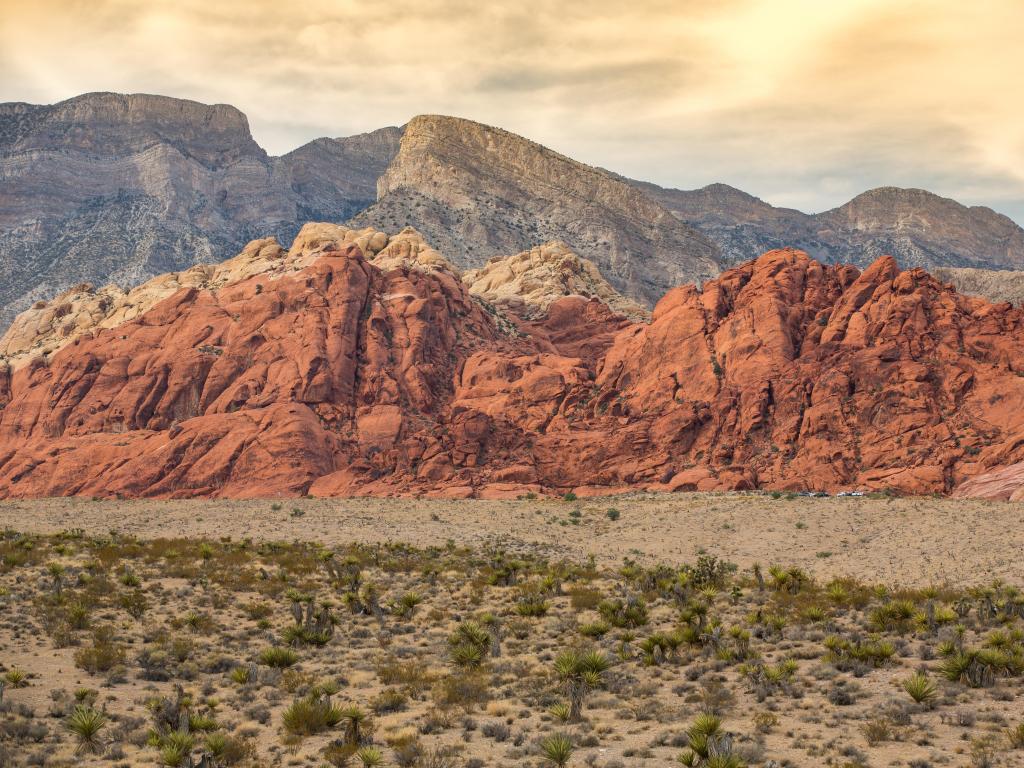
3 0 1024 221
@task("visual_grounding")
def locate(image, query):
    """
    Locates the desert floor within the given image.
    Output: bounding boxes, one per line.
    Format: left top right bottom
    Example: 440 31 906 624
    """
2 492 1024 768
1 492 1022 586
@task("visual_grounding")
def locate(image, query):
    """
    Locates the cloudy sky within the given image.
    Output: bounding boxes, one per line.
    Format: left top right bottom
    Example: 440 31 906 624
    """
3 0 1024 221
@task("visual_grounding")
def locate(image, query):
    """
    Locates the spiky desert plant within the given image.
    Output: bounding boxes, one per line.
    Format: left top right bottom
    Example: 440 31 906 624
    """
540 733 574 767
549 702 571 722
66 705 106 754
158 730 195 767
448 620 491 668
356 746 384 767
902 671 938 704
3 667 28 688
47 561 65 594
258 646 299 668
686 712 723 759
553 649 610 721
339 703 370 745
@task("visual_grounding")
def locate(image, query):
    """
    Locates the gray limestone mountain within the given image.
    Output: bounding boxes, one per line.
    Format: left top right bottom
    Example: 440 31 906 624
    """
5 91 1024 332
931 266 1024 306
348 114 721 308
635 180 1024 270
0 92 400 327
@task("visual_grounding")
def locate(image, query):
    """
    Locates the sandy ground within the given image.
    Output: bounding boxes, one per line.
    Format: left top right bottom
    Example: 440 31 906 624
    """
2 491 1022 586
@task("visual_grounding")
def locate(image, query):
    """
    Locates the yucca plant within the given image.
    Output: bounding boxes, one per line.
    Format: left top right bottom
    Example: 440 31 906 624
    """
902 671 938 704
578 621 610 638
391 591 422 619
554 649 611 721
540 733 574 767
158 730 195 767
549 702 571 722
686 712 722 759
3 667 28 688
448 620 491 668
258 646 298 668
66 705 106 754
188 712 219 732
356 746 384 767
339 703 370 745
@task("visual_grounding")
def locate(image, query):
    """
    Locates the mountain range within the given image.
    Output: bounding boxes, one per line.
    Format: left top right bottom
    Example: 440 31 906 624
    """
3 92 1024 329
0 92 400 327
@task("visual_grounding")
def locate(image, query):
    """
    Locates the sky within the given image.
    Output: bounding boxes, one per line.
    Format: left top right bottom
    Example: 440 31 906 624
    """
3 0 1024 222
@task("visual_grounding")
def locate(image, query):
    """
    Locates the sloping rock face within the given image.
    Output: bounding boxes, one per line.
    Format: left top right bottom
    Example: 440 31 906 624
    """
635 182 1024 271
0 231 507 498
932 266 1024 307
2 240 1024 499
0 92 400 328
350 115 720 307
952 463 1024 501
463 241 649 321
0 225 394 370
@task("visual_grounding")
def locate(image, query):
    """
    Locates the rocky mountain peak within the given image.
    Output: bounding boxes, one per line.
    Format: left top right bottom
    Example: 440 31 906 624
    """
1 91 264 167
353 114 720 308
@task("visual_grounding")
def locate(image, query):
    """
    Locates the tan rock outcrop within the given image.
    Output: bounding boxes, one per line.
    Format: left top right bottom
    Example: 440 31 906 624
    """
463 241 649 321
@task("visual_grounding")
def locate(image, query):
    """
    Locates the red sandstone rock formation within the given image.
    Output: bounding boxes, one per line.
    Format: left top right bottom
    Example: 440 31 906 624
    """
2 240 1024 499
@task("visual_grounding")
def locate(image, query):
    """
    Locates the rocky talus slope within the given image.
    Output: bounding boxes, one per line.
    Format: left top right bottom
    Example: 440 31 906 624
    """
2 229 1024 498
350 114 720 307
0 92 400 327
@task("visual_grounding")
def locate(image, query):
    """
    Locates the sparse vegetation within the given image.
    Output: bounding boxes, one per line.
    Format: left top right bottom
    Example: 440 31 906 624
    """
1 503 1023 766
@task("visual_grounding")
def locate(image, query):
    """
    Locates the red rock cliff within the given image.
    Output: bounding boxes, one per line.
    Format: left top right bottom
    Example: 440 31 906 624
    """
2 242 1023 498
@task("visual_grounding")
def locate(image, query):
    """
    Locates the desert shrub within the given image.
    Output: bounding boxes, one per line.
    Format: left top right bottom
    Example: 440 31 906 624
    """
74 626 126 673
568 587 603 611
375 655 435 693
598 596 648 628
432 672 490 712
282 695 343 736
258 646 298 668
371 688 407 714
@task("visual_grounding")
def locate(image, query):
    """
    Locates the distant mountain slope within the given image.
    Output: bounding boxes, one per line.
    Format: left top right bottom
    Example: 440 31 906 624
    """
635 180 1024 270
6 91 1024 331
0 92 400 327
931 266 1024 306
349 115 721 307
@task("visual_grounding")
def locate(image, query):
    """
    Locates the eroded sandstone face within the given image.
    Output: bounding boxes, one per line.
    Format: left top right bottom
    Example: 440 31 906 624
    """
1 236 1023 499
